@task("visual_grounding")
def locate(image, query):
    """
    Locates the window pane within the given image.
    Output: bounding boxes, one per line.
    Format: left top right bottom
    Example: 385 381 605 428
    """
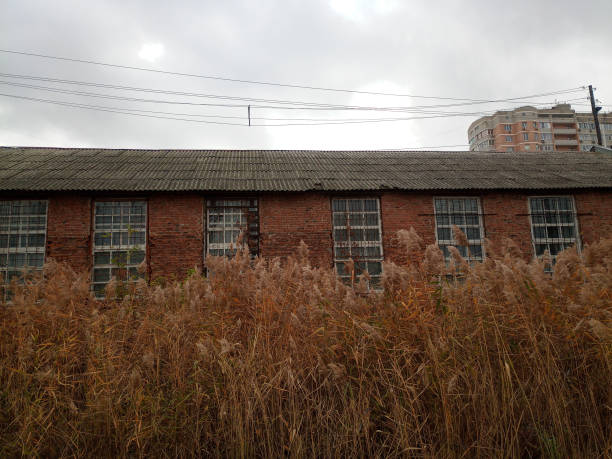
333 214 347 226
465 227 480 240
332 200 346 212
364 199 378 211
561 226 574 238
367 261 382 276
349 213 364 226
348 200 363 212
436 215 450 226
94 252 110 265
365 229 380 241
27 253 44 267
364 213 378 226
437 228 451 241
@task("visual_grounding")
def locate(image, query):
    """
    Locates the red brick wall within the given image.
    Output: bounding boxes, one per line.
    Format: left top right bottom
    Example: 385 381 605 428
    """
380 192 435 265
46 195 92 272
481 193 533 258
575 192 612 246
148 194 204 281
21 189 612 282
259 193 333 267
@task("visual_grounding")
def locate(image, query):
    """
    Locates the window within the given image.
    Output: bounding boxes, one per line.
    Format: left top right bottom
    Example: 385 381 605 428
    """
534 133 539 141
506 147 514 152
542 145 554 151
540 122 550 129
523 133 529 141
528 197 579 262
332 198 382 288
206 199 259 257
521 122 527 130
542 133 553 141
505 135 513 142
533 121 538 129
92 201 146 297
434 198 484 263
504 124 512 132
1 200 47 301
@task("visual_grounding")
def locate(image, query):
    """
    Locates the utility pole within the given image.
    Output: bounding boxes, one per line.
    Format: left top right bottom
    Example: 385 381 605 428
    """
588 85 603 146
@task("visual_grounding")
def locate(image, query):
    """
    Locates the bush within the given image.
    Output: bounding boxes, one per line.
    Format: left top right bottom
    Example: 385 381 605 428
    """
1 233 611 457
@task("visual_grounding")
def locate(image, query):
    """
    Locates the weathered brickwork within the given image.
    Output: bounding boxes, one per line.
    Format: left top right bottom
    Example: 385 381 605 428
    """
575 192 612 246
259 192 333 268
5 189 612 283
380 192 436 265
46 194 92 273
481 192 534 259
148 194 204 281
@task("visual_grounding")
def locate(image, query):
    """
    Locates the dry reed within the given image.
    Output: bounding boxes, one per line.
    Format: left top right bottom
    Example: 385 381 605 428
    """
1 231 611 457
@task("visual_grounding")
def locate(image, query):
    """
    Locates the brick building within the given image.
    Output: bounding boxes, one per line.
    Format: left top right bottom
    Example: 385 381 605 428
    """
468 104 612 153
1 147 612 296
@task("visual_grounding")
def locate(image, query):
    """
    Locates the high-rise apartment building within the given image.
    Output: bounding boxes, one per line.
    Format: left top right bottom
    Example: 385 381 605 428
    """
468 104 612 152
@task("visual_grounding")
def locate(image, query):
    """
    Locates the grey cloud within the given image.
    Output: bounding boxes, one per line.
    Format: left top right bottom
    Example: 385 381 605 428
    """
1 0 610 150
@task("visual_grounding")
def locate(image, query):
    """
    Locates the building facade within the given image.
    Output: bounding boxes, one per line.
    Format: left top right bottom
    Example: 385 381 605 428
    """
468 104 612 153
1 147 612 298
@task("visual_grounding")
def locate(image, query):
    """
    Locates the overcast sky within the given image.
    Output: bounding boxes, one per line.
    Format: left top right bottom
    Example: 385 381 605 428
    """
1 0 610 150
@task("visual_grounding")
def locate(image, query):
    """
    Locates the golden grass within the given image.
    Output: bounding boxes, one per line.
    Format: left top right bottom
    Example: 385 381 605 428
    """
1 232 611 457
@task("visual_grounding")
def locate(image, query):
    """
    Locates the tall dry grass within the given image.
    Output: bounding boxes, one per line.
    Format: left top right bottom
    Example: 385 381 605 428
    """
1 231 611 458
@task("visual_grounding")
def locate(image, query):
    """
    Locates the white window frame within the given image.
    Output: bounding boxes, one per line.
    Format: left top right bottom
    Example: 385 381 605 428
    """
332 197 383 289
527 196 580 263
92 200 147 297
205 198 259 258
433 197 486 263
1 200 48 301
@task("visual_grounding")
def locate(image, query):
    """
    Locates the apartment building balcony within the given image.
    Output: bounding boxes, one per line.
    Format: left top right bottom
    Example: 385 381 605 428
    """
553 139 578 146
550 117 576 124
553 128 577 134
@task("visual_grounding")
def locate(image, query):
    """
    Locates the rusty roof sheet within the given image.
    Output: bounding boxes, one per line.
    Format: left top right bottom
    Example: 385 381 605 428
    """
1 147 611 192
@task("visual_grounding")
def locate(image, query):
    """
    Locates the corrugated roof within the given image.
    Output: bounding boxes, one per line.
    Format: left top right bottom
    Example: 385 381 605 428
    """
1 147 611 192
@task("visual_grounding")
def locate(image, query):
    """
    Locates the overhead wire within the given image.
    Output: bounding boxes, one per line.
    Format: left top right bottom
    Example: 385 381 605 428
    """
0 48 588 103
0 92 529 126
0 79 587 123
0 72 588 112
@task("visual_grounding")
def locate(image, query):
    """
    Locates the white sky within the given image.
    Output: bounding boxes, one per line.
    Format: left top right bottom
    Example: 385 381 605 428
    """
0 0 610 150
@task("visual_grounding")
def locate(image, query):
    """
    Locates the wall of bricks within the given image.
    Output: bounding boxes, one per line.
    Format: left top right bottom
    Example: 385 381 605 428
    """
481 192 534 259
575 192 612 246
380 192 436 265
259 192 333 267
6 189 612 283
148 194 204 281
46 194 92 273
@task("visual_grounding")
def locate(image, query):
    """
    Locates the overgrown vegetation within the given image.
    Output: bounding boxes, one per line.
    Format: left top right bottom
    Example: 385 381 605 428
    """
1 229 611 457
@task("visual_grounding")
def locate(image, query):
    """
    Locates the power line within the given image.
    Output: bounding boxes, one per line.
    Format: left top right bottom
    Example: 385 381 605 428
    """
0 48 588 103
0 92 520 126
0 79 587 119
0 72 588 111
